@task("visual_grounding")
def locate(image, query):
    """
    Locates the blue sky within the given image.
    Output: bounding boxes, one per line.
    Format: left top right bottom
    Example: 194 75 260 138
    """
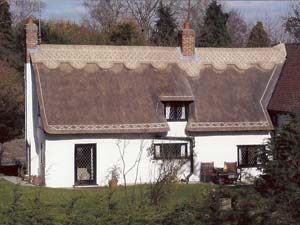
42 0 294 24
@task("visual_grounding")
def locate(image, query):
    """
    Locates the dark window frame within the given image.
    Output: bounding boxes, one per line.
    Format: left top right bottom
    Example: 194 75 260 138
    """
237 145 265 168
153 143 188 160
74 143 97 186
164 102 188 122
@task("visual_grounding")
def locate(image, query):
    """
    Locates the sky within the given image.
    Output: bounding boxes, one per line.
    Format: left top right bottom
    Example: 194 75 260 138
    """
42 0 295 24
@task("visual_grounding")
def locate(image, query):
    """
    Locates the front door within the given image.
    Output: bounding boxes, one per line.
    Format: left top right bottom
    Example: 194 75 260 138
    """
74 144 96 185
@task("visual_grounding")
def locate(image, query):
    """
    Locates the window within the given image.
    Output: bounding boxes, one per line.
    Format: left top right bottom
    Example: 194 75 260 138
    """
237 145 265 168
164 102 188 121
74 144 97 185
154 143 188 160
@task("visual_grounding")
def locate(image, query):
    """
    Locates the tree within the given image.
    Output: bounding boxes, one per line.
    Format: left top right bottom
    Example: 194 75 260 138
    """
84 0 125 34
0 0 14 61
247 21 270 47
227 10 248 47
198 0 231 47
0 60 24 165
151 1 178 46
8 0 44 25
285 3 300 42
109 20 145 46
256 112 300 224
125 0 160 42
172 0 210 41
41 20 105 45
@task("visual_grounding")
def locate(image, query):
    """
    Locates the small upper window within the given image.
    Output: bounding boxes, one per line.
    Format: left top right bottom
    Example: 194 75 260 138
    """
164 102 188 121
237 145 265 168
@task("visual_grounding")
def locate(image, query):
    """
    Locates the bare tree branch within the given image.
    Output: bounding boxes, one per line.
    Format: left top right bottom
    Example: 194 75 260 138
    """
8 0 44 25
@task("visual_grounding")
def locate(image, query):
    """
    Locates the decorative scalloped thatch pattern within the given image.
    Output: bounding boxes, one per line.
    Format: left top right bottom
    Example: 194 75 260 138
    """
30 44 287 77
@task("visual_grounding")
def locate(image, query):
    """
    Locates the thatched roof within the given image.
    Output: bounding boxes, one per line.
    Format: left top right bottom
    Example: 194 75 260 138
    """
31 44 286 134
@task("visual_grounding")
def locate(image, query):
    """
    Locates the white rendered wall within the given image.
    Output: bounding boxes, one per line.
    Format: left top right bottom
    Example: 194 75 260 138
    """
44 136 192 188
44 132 269 187
190 133 270 181
167 122 187 137
25 63 41 176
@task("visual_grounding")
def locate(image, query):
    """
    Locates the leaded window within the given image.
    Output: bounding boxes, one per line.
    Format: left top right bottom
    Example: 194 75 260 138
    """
237 145 265 168
154 143 188 160
164 102 187 121
75 144 97 185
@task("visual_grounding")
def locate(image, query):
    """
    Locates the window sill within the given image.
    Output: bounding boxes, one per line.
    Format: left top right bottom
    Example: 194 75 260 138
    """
73 184 99 188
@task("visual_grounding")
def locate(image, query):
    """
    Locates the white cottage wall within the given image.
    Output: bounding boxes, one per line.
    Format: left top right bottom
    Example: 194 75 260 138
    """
25 64 41 176
190 133 270 181
43 132 269 188
167 122 187 137
45 137 191 188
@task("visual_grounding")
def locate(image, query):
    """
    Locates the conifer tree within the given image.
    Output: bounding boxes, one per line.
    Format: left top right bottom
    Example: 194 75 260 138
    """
109 20 145 46
247 21 270 47
256 112 300 223
0 0 14 60
198 0 231 47
151 1 178 47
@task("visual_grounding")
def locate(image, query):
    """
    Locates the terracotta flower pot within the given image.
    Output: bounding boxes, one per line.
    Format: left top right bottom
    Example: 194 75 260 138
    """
109 179 118 188
32 176 43 186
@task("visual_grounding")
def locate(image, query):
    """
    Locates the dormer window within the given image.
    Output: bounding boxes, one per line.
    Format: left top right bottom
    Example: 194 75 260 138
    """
164 102 188 121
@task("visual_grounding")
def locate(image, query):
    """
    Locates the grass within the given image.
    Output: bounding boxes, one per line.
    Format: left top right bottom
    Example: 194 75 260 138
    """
0 178 214 225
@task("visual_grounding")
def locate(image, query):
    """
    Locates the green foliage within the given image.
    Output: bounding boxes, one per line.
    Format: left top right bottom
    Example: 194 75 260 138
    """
40 20 106 45
255 112 300 224
247 21 270 47
0 179 215 225
198 0 231 47
0 0 14 60
0 60 24 145
109 20 145 46
151 1 178 47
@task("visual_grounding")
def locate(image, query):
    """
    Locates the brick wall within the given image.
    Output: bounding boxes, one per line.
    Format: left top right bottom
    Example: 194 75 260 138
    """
181 22 195 57
25 18 38 63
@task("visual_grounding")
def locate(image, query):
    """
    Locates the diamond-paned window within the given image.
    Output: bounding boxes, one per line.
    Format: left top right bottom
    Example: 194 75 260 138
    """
154 143 188 160
237 145 265 168
75 144 97 185
164 102 188 121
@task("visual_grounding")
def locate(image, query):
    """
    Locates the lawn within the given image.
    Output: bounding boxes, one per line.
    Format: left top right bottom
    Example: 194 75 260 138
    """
0 178 216 225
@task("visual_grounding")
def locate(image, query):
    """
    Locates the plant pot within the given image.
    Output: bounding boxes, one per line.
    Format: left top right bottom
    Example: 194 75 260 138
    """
32 176 42 186
109 179 118 188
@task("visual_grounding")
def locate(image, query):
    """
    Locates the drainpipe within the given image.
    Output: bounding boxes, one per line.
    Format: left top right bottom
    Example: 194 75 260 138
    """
184 137 195 183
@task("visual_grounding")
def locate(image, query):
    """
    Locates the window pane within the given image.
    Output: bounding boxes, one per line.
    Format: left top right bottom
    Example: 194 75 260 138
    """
247 146 257 166
181 145 186 157
181 106 186 119
238 145 262 167
155 145 161 158
165 105 171 120
154 143 187 159
164 102 187 121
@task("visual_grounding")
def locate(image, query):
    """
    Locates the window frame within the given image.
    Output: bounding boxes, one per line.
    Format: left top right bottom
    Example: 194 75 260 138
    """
237 145 265 168
153 143 188 160
164 102 188 122
74 143 97 186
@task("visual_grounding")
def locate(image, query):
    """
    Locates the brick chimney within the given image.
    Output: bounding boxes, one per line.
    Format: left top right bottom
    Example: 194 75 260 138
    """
25 17 38 63
180 21 195 57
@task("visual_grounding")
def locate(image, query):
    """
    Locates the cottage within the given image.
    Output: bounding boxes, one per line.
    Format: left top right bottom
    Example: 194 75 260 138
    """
25 18 287 187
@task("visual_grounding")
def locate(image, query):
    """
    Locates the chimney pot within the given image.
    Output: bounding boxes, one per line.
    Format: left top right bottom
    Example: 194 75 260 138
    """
27 17 34 25
183 21 191 29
